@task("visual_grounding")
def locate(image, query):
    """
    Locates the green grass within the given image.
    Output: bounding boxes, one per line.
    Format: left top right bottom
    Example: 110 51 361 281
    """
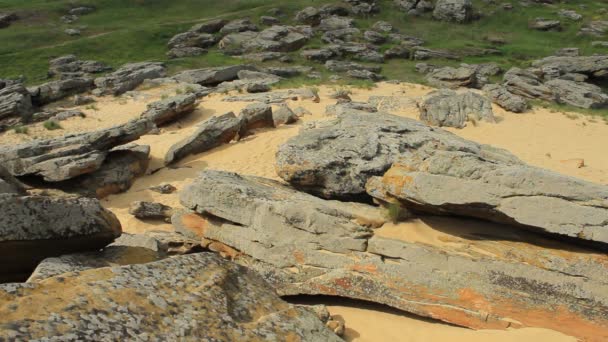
12 125 28 134
43 120 62 130
0 0 606 115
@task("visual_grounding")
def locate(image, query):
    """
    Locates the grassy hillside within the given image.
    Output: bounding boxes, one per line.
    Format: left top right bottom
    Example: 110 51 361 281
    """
0 0 607 116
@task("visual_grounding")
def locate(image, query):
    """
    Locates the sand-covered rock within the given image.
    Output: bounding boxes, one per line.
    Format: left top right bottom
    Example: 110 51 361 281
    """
0 194 121 282
176 170 608 341
418 89 495 128
94 62 166 96
0 253 341 341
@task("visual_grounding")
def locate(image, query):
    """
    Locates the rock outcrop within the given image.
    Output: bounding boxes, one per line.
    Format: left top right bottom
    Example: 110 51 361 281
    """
433 0 473 23
94 62 166 96
129 201 174 221
0 253 341 341
545 79 608 109
482 84 528 113
29 77 94 106
176 170 608 341
219 25 312 54
0 118 154 182
141 94 197 126
47 55 111 79
418 89 495 128
172 65 257 86
425 66 476 89
0 194 121 282
0 165 26 195
503 67 554 100
0 83 33 124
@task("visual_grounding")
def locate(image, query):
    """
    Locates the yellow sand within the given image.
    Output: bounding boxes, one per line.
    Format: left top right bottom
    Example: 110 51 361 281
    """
2 81 606 341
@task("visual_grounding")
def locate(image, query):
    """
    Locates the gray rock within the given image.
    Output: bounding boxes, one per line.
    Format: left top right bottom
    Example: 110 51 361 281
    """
141 94 196 126
425 66 476 89
325 60 381 73
29 77 94 106
295 7 322 26
219 18 258 34
531 54 608 79
64 28 81 36
242 52 285 62
363 30 387 44
318 16 354 31
0 165 25 195
384 45 411 59
94 62 166 96
579 21 608 36
222 91 300 104
0 194 121 282
2 253 341 341
412 47 460 60
557 9 582 21
48 55 111 78
433 0 474 23
371 20 394 32
592 41 608 47
129 201 174 221
264 66 313 78
148 183 177 194
52 109 86 121
326 101 377 116
529 17 561 31
0 83 33 122
482 84 528 113
167 46 207 59
545 79 608 109
321 27 361 44
73 94 95 105
260 16 280 25
239 103 274 132
418 89 495 128
0 118 154 181
347 69 384 81
395 0 434 14
69 6 95 16
177 170 608 340
246 83 271 93
368 95 417 112
189 19 227 34
172 65 257 86
503 67 554 100
294 106 312 116
415 62 437 73
165 112 241 164
272 104 298 126
167 31 217 49
221 26 311 54
301 48 337 62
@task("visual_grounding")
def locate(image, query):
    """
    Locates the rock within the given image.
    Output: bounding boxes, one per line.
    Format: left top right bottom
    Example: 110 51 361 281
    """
418 89 495 128
172 65 257 86
242 52 284 62
167 31 217 50
557 9 582 21
141 94 196 126
326 101 377 115
239 103 274 132
368 96 417 112
301 48 337 62
0 12 17 28
165 112 241 165
1 253 341 341
425 66 476 89
318 16 354 31
579 21 608 37
69 6 95 15
0 194 121 282
260 16 280 25
52 144 150 198
264 66 313 78
395 0 434 14
177 170 608 341
73 94 95 105
433 0 474 23
294 107 312 116
221 26 311 54
0 118 153 182
482 84 529 113
29 77 94 106
129 201 173 221
48 55 111 78
531 55 608 79
0 83 33 122
219 18 258 34
346 0 380 15
64 28 81 36
52 109 86 121
412 47 460 60
529 18 561 31
503 67 554 100
372 20 394 32
149 183 177 194
415 62 437 73
347 69 384 81
0 165 26 195
384 45 411 59
167 46 207 59
388 34 425 46
321 27 361 44
545 79 608 109
223 91 299 104
272 104 298 126
363 30 387 44
246 83 271 93
60 14 78 24
295 7 322 26
189 19 227 34
592 41 608 47
94 62 166 96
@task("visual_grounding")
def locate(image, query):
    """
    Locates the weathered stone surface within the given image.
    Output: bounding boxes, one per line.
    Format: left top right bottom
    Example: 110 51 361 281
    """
322 27 360 44
0 118 153 182
0 12 17 28
178 170 608 341
52 144 150 198
272 104 298 126
0 165 25 195
237 103 273 133
412 47 460 60
219 18 258 34
48 55 111 79
531 55 608 79
148 183 177 194
368 96 417 112
94 62 166 96
69 6 95 15
529 18 561 31
295 7 322 26
326 101 377 116
325 60 381 73
0 83 32 122
129 201 174 221
482 84 528 113
433 0 473 23
220 26 311 54
165 112 241 165
371 20 394 32
0 195 121 282
545 79 608 109
1 253 341 341
141 94 196 126
29 77 94 106
189 19 227 34
301 48 337 62
222 90 302 103
384 45 411 59
425 66 476 89
419 89 495 128
172 65 257 86
579 21 608 37
167 31 217 50
503 67 554 100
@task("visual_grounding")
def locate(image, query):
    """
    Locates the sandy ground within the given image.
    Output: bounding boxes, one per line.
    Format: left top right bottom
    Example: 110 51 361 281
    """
2 81 606 341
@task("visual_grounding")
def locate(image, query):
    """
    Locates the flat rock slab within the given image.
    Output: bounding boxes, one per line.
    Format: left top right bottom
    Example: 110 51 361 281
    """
0 253 340 341
141 94 196 126
0 194 121 282
0 118 154 182
94 62 166 96
276 112 608 247
177 170 608 341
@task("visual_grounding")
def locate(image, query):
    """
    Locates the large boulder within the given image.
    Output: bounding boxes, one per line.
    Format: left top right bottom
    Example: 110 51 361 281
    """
545 79 608 109
94 62 166 96
172 65 257 86
176 170 608 341
189 19 227 34
0 253 341 341
529 18 561 31
482 84 528 113
167 31 217 49
276 112 608 247
425 66 477 88
0 165 25 195
325 60 381 73
579 21 608 37
47 55 111 79
220 26 311 54
503 67 554 100
29 77 94 106
164 112 242 165
0 83 33 123
0 118 154 182
433 0 473 23
141 94 197 126
295 7 322 26
418 89 495 128
219 18 258 34
531 55 608 79
0 194 121 282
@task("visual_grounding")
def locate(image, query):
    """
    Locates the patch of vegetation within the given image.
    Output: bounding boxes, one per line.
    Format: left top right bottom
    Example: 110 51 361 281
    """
386 202 407 223
43 120 62 130
85 104 99 111
12 125 28 134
